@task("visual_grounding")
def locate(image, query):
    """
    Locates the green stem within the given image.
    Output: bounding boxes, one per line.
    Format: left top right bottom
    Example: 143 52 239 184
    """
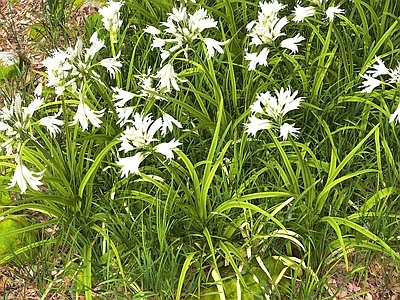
83 243 92 300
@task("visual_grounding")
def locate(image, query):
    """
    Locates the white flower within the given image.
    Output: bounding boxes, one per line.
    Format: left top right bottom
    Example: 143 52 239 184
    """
359 74 381 93
71 102 105 131
160 49 171 62
117 152 146 177
118 113 162 150
155 63 182 92
147 6 223 59
39 111 64 137
98 0 124 43
144 25 161 35
257 87 303 120
116 107 133 126
34 83 42 98
0 122 14 136
250 98 264 114
161 112 182 136
245 48 270 70
388 62 400 87
389 103 400 124
274 87 303 116
1 104 13 122
112 87 135 107
188 7 218 33
367 57 389 77
42 49 72 95
259 0 286 17
244 116 272 136
292 5 315 22
8 156 45 194
151 37 166 50
168 5 187 23
326 6 345 22
23 85 44 120
86 32 105 61
203 38 229 58
135 69 166 101
1 138 15 156
25 97 44 117
279 123 300 140
12 93 23 118
154 139 181 159
99 54 122 79
281 34 305 53
246 0 288 46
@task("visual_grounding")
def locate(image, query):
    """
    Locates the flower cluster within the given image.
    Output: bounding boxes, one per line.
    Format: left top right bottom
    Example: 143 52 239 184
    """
144 5 229 62
42 31 121 131
244 0 306 70
117 113 182 177
0 0 184 193
245 87 303 140
244 0 345 70
0 84 63 193
360 57 400 124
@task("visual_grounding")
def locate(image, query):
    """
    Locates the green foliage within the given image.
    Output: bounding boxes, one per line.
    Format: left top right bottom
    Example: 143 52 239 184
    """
1 0 400 298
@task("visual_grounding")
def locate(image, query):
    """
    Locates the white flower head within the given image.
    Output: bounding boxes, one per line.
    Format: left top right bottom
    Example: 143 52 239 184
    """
244 115 272 137
188 7 217 33
367 57 389 78
292 5 315 23
203 38 229 58
71 102 105 131
154 139 182 159
116 107 134 126
257 87 303 120
147 5 223 59
42 49 72 95
279 123 300 140
161 112 182 136
118 113 163 151
8 155 45 194
98 0 124 43
389 103 400 124
245 48 270 70
388 62 400 87
117 152 146 178
86 32 105 61
246 0 288 45
281 34 305 53
326 6 345 22
144 25 161 35
23 92 44 120
154 63 184 92
99 53 122 79
359 74 381 93
112 87 135 107
39 111 64 137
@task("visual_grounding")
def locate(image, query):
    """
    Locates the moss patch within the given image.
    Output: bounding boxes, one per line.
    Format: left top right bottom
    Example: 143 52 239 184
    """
0 191 12 207
0 216 37 262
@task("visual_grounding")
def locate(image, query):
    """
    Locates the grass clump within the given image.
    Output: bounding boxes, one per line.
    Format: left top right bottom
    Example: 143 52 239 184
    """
0 0 399 299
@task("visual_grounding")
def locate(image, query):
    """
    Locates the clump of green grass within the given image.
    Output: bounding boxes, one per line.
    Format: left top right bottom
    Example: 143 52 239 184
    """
0 0 400 299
